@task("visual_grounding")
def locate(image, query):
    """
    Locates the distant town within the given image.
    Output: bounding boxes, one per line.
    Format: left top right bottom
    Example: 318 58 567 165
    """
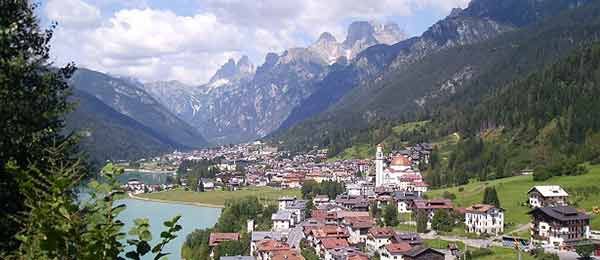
118 141 600 260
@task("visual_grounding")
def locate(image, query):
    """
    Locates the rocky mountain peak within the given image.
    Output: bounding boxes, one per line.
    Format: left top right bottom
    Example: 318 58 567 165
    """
373 22 406 45
343 21 378 49
209 56 256 87
309 32 343 64
342 21 406 59
317 32 337 43
448 7 464 18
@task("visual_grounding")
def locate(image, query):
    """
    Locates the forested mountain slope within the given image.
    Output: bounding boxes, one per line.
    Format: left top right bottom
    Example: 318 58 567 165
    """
66 90 181 163
273 0 600 153
70 68 208 148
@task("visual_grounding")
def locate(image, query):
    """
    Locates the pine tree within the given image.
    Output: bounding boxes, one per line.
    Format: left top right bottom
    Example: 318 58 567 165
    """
1 0 77 252
483 187 501 208
383 203 399 227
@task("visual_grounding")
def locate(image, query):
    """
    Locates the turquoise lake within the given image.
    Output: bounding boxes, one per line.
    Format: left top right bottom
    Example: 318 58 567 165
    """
117 171 221 259
119 198 221 260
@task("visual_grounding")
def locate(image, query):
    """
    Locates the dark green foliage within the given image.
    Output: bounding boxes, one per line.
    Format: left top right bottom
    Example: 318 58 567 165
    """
215 197 267 233
300 240 320 260
383 203 399 227
415 210 429 233
177 159 221 192
0 0 78 252
301 180 345 200
533 157 587 181
575 241 595 259
11 161 181 259
183 196 274 258
431 210 455 232
181 229 212 260
483 187 501 208
213 235 249 259
304 200 315 219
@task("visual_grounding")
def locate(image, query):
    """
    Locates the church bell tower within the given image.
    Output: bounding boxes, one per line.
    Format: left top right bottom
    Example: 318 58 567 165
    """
375 144 384 187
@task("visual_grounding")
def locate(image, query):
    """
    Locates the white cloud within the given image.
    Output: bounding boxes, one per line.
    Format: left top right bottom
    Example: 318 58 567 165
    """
47 0 470 85
50 8 245 84
45 0 101 28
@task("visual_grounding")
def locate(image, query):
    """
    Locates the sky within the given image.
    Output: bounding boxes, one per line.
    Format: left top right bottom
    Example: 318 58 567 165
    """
39 0 471 85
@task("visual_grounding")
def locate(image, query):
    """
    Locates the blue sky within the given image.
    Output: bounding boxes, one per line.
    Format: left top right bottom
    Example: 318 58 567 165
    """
40 0 470 84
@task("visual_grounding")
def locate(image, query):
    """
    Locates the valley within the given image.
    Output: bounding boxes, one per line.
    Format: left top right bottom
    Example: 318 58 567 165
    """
6 0 600 260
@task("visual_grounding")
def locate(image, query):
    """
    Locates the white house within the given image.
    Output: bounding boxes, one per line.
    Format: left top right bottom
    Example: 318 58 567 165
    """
529 206 591 249
366 227 396 254
380 242 412 260
528 186 569 208
272 211 293 232
464 204 504 235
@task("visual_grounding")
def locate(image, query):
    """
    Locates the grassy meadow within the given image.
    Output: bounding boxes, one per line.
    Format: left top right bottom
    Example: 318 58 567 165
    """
137 187 301 207
428 164 600 231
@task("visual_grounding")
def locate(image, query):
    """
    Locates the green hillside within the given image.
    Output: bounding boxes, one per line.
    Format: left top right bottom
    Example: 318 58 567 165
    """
275 1 600 156
428 164 600 231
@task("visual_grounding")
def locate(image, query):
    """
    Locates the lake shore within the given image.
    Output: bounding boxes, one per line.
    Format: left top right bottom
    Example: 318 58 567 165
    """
124 168 175 174
128 192 225 208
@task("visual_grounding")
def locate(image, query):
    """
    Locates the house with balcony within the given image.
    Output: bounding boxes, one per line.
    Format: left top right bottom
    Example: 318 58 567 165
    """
528 186 569 208
529 206 590 249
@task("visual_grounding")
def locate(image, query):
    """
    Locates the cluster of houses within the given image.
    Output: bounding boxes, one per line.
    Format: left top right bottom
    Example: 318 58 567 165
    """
131 142 600 258
123 178 175 194
209 195 446 260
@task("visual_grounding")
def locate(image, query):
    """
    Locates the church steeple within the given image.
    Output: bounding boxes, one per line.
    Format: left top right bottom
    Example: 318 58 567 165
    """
375 144 385 187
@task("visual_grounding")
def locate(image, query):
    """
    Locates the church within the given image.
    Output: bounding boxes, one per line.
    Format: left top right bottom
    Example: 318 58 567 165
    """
374 144 428 195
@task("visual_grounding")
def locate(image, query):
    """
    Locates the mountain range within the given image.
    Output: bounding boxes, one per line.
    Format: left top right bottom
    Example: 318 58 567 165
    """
65 0 600 161
141 20 406 144
65 69 207 162
271 0 599 151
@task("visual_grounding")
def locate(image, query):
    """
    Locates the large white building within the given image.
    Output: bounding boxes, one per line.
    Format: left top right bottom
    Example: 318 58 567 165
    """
464 204 504 235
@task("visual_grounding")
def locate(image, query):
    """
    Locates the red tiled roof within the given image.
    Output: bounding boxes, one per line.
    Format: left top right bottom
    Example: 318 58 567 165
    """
320 238 349 249
311 209 327 220
209 232 240 246
311 226 349 239
348 255 369 260
368 227 395 238
256 239 290 252
466 204 496 214
385 242 413 254
271 250 305 260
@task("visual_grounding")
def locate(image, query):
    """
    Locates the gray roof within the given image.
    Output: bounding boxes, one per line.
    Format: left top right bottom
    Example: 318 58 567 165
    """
287 200 307 210
272 211 292 221
529 206 590 221
251 231 283 242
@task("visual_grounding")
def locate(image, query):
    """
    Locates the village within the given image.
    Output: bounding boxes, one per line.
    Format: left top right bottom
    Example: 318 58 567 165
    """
121 141 600 260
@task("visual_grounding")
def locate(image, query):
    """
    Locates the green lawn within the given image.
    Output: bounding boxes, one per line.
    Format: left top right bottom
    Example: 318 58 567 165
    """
425 239 534 260
428 164 600 230
474 247 535 260
137 187 301 206
424 238 464 250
